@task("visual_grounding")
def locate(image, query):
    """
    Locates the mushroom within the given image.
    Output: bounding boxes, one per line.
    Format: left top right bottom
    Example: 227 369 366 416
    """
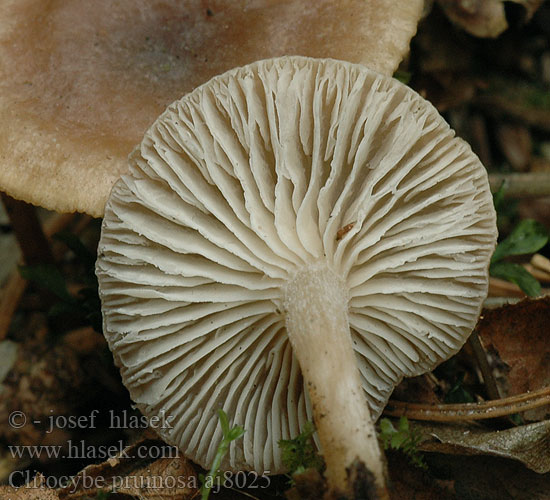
96 56 497 497
0 0 423 217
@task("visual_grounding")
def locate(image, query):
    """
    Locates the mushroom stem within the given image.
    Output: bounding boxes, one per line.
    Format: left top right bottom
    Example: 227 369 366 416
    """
283 263 389 499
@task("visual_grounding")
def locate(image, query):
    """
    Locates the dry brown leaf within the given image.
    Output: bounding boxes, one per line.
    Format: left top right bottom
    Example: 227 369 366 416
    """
477 297 550 420
414 419 550 473
57 438 197 500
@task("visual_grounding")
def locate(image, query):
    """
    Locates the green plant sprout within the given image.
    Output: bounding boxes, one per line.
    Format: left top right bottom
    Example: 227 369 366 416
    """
491 183 549 296
200 409 245 500
279 421 324 481
378 416 426 470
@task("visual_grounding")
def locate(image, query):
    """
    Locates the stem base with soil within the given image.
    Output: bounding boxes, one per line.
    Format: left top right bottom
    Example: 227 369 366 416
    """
283 262 389 499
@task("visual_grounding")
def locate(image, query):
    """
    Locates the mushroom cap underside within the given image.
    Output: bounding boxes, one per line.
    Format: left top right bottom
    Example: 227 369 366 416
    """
96 56 497 473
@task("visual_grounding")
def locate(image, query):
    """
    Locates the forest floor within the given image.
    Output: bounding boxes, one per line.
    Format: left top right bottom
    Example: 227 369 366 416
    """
1 2 550 499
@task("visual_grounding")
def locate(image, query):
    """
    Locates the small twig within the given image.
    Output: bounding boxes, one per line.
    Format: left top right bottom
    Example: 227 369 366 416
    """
384 385 550 421
1 193 54 265
523 263 550 283
489 276 550 298
489 172 550 199
488 276 525 298
531 254 550 274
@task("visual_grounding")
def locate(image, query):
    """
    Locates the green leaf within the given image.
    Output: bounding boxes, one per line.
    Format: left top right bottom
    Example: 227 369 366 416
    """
491 219 548 263
227 426 245 441
490 261 542 297
379 418 394 435
19 264 74 303
379 418 395 449
378 417 427 469
397 416 410 433
390 432 408 449
218 408 230 435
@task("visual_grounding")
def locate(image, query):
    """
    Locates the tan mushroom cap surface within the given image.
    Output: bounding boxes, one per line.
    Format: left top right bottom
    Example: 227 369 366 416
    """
96 56 497 474
0 0 423 217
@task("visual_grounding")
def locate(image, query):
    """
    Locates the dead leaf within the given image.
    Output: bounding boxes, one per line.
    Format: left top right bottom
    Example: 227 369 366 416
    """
413 419 550 473
476 297 550 420
57 438 197 499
